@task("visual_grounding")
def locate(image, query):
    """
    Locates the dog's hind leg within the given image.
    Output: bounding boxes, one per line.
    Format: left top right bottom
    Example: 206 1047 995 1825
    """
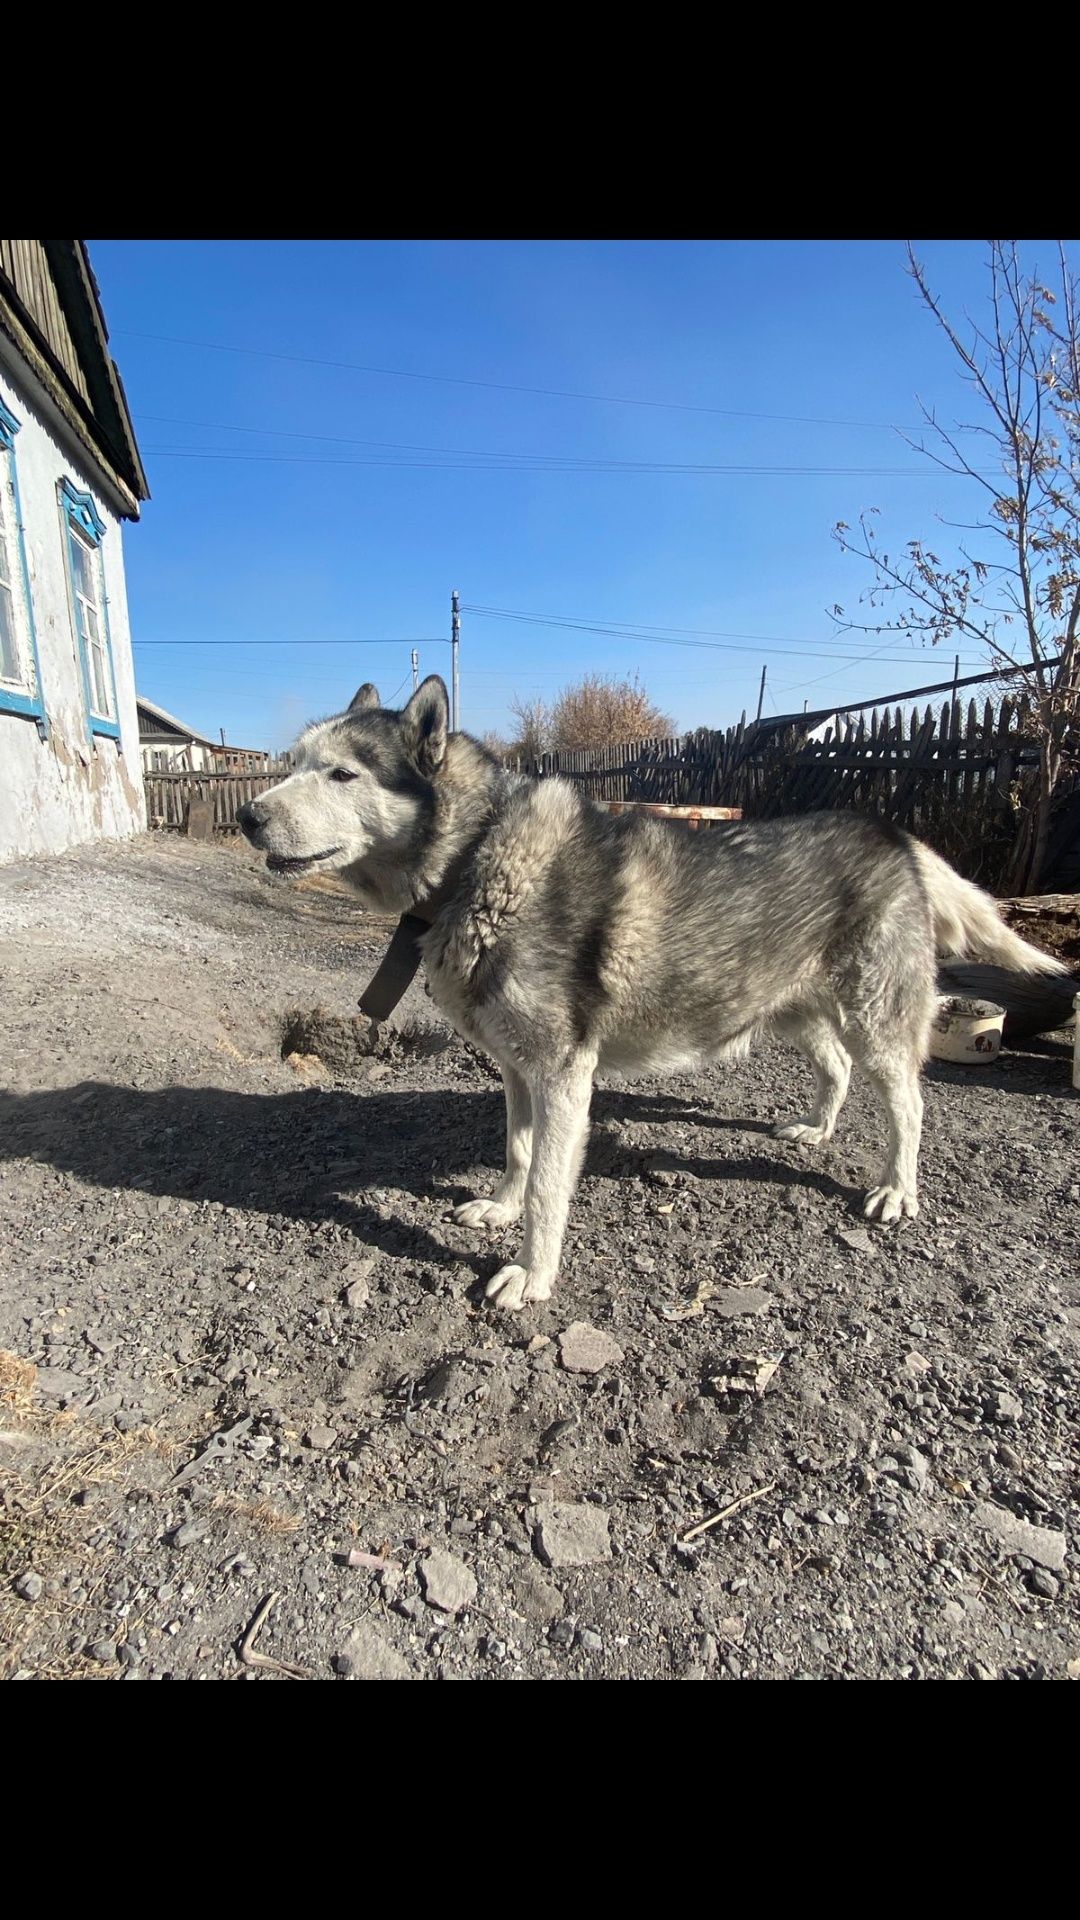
772 1012 851 1147
453 1064 532 1229
843 1021 926 1224
486 1051 596 1311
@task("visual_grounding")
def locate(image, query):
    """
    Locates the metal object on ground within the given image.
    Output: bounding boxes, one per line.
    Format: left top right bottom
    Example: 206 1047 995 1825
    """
928 995 1006 1065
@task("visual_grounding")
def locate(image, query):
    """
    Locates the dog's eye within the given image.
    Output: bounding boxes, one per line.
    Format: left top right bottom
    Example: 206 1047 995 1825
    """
330 767 359 783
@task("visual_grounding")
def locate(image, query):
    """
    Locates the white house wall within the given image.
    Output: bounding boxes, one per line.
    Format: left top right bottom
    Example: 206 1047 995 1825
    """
0 360 144 862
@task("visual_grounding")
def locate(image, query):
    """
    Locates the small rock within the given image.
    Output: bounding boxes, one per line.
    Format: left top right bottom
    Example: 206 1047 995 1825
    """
304 1425 337 1451
14 1571 43 1602
514 1563 564 1623
986 1391 1023 1424
1030 1569 1060 1601
334 1623 413 1680
578 1628 603 1654
344 1278 369 1310
837 1229 877 1256
35 1367 83 1400
558 1322 625 1374
88 1639 118 1663
173 1519 210 1549
549 1618 575 1649
972 1501 1066 1572
420 1549 477 1614
904 1351 931 1377
534 1501 612 1569
713 1287 770 1319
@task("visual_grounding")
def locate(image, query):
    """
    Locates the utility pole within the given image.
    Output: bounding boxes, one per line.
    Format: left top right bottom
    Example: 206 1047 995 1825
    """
952 652 960 706
451 589 461 732
411 648 419 692
755 663 767 723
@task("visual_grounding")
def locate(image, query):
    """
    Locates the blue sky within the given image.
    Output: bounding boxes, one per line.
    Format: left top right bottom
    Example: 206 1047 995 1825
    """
89 239 1045 753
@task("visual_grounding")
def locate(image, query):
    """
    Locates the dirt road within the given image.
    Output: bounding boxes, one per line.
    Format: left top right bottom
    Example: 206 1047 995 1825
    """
1 835 1076 1680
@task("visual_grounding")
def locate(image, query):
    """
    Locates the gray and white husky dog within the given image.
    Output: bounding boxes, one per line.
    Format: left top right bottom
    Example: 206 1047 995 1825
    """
239 677 1064 1311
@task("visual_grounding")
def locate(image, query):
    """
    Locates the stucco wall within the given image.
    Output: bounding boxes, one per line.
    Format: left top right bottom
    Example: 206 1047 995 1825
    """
0 358 145 862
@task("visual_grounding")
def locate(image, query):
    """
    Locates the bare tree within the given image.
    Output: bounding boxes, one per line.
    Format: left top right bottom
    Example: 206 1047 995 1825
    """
549 673 674 751
833 241 1080 893
508 693 552 761
480 729 513 762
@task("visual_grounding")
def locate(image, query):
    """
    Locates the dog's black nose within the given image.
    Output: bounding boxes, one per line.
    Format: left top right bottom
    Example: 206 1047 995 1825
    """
237 803 261 841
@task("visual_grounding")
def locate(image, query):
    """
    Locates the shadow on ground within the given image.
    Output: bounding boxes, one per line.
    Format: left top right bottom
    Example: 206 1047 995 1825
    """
0 1079 867 1271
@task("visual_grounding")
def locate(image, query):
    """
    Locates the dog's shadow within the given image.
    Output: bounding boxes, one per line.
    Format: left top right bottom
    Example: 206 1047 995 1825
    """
0 1079 855 1274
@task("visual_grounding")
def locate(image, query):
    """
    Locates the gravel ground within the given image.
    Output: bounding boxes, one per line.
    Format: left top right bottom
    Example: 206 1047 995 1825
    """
1 832 1078 1682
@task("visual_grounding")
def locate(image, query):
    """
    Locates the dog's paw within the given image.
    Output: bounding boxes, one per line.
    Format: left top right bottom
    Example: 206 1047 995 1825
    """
773 1119 830 1146
484 1264 552 1311
452 1197 521 1230
863 1184 918 1224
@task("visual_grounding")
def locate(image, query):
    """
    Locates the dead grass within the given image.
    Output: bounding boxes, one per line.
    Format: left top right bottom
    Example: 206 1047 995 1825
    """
0 1380 183 1681
0 1349 37 1419
210 1490 302 1534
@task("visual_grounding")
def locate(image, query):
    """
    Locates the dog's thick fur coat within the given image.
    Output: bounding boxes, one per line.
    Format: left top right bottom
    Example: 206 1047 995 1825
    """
239 678 1064 1309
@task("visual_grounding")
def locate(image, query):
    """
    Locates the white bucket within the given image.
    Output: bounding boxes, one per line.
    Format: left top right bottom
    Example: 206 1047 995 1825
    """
928 995 1006 1065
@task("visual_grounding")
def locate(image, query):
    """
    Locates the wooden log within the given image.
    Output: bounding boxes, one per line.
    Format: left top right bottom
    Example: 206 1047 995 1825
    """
936 962 1079 1039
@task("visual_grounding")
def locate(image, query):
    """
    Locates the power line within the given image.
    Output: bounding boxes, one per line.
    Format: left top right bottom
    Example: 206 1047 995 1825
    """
134 413 984 479
115 327 913 431
131 645 445 652
130 633 979 666
774 631 930 694
460 603 982 665
140 444 976 479
384 670 412 705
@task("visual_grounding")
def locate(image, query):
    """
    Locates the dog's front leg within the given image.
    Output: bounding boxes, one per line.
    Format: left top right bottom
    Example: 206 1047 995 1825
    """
453 1064 532 1228
486 1052 596 1312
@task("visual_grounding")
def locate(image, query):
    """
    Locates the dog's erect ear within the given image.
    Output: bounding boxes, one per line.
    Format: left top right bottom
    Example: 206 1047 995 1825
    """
402 676 449 776
349 683 380 713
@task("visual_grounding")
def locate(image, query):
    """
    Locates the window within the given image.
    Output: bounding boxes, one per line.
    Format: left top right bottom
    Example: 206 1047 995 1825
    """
0 395 47 734
60 478 119 741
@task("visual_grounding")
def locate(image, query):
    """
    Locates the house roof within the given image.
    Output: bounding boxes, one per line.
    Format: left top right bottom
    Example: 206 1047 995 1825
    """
137 696 218 749
0 241 149 519
137 696 266 758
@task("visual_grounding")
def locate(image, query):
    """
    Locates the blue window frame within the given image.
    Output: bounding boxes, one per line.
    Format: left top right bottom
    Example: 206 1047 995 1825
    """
59 477 120 743
0 394 48 736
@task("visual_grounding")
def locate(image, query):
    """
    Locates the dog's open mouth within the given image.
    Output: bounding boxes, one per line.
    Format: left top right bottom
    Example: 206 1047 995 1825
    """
265 848 342 874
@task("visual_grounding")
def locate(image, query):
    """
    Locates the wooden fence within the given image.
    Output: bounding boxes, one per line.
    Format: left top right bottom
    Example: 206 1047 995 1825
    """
143 769 284 832
514 692 1080 892
143 697 1079 892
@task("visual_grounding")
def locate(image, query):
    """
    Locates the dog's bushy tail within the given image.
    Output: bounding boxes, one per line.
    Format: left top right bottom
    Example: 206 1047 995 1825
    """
914 844 1067 974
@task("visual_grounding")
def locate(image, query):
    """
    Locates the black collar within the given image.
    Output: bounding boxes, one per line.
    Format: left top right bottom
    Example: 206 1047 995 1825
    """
357 849 473 1023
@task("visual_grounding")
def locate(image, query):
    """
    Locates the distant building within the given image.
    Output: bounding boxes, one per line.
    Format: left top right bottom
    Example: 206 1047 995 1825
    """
0 241 149 861
137 695 270 774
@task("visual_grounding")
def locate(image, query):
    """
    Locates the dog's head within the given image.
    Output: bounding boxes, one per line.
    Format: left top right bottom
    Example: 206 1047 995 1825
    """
238 677 450 907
